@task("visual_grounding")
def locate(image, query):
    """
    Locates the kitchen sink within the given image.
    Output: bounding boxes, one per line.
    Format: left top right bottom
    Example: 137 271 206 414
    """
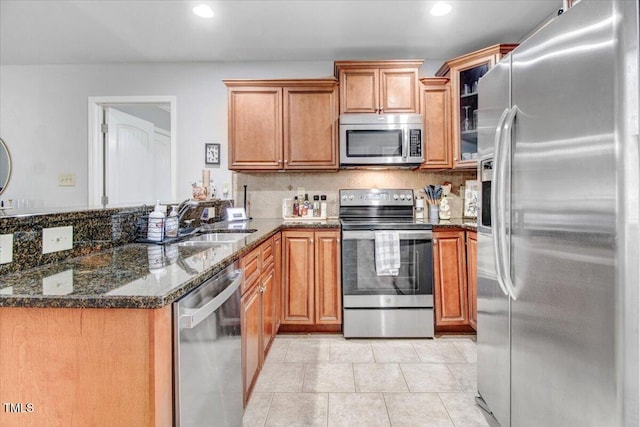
178 232 252 245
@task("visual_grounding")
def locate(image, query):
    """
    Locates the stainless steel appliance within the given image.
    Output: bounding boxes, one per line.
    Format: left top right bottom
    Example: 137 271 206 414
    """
339 188 434 338
339 114 424 167
476 1 639 425
174 263 243 426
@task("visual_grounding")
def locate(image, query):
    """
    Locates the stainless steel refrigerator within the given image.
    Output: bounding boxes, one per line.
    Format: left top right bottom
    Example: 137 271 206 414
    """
476 1 639 426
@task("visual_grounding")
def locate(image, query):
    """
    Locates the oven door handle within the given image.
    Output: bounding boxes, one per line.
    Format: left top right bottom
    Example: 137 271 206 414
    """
342 229 433 241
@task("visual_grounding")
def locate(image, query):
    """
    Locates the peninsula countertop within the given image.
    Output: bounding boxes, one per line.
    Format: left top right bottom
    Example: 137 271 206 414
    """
0 219 340 309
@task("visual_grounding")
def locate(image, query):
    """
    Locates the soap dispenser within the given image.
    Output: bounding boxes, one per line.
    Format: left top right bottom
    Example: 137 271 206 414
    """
165 205 179 238
147 201 166 242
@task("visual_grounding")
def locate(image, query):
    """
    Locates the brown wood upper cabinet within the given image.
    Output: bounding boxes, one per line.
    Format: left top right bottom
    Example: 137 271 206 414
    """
281 229 341 331
436 44 517 169
225 79 339 171
334 60 423 114
419 77 452 169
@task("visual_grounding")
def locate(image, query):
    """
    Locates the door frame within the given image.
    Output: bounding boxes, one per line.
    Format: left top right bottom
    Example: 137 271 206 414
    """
87 95 177 206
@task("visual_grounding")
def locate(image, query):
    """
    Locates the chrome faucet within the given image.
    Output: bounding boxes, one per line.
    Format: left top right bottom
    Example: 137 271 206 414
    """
176 199 199 231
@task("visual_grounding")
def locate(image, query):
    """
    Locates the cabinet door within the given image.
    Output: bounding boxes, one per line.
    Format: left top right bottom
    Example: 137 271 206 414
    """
228 87 283 170
274 233 282 330
380 68 419 114
261 266 276 355
433 230 469 329
466 231 478 330
282 231 314 324
314 231 342 324
241 280 262 406
420 78 452 169
450 57 493 169
338 68 379 114
283 86 338 169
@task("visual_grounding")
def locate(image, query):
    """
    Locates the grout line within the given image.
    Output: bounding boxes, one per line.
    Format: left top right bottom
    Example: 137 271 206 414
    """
436 392 457 427
398 362 412 393
381 392 393 426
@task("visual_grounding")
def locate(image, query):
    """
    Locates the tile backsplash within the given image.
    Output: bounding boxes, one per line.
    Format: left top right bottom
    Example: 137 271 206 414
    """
233 170 477 219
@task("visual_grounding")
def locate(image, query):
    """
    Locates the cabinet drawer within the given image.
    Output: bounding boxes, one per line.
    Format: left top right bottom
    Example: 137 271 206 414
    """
260 238 275 270
241 249 261 294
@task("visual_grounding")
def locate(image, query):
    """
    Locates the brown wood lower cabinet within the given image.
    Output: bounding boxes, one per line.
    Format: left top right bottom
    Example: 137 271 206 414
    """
466 231 478 330
240 233 280 406
433 229 476 333
281 229 341 332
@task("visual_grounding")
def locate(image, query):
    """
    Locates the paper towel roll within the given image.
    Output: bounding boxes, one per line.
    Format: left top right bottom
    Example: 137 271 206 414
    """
202 169 211 189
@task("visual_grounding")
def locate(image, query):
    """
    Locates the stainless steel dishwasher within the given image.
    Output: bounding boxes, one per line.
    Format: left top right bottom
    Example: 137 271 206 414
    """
173 262 243 427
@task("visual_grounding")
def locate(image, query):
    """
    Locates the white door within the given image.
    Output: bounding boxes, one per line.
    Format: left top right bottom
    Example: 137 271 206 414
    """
106 107 155 205
153 128 171 201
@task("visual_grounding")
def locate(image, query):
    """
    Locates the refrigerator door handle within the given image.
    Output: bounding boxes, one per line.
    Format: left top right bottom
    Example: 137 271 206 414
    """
491 107 511 298
497 105 518 300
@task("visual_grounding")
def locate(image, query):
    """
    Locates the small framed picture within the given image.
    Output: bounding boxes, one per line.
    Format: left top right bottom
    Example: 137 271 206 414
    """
205 143 220 165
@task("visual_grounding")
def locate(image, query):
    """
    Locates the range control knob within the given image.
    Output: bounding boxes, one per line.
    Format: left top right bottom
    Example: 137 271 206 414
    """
393 194 399 200
400 194 406 200
348 195 354 200
342 195 348 201
407 194 413 201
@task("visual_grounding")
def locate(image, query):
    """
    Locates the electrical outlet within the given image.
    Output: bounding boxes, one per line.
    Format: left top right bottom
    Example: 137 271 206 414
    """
42 269 73 295
58 173 76 187
0 233 13 264
42 226 73 254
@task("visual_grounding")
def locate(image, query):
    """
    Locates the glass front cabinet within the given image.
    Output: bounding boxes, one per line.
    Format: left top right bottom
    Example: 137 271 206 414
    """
436 44 517 169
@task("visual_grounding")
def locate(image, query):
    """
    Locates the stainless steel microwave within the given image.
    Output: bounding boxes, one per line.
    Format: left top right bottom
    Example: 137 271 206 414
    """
339 114 424 167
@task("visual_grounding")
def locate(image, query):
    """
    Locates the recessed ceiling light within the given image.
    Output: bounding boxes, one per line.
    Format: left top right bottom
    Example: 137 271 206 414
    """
193 4 214 18
430 2 452 17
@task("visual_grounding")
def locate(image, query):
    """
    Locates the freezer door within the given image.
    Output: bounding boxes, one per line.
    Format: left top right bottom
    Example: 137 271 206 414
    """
509 2 618 426
476 56 511 427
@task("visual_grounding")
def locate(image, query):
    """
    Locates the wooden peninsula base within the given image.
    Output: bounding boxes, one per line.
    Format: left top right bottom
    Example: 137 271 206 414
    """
0 306 173 427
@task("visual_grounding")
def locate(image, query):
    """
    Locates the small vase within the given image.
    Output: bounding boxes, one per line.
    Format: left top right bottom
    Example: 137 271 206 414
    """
439 196 451 220
429 204 439 220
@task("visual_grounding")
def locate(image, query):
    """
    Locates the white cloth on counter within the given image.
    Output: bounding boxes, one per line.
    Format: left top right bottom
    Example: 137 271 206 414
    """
374 231 400 276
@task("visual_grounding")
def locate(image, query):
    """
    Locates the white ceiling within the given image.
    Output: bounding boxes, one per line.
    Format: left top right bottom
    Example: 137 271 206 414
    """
0 0 563 65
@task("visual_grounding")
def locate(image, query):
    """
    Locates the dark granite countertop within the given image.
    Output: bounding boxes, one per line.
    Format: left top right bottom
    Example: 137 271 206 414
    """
0 219 340 309
429 218 478 231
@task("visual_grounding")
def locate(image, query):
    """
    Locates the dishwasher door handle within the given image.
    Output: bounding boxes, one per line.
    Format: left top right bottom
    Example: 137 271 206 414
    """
180 270 243 329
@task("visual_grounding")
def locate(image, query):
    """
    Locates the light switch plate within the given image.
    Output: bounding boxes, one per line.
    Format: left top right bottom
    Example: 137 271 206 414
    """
42 269 73 295
42 226 73 254
0 233 13 264
58 173 76 187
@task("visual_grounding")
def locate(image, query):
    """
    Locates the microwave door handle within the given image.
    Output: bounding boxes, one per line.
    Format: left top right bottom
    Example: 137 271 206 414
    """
403 128 409 160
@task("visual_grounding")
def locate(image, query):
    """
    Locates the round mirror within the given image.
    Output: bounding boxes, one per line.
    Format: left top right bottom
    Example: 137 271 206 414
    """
0 138 11 195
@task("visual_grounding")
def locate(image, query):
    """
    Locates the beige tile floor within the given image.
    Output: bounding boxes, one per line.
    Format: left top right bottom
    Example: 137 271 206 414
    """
243 335 499 427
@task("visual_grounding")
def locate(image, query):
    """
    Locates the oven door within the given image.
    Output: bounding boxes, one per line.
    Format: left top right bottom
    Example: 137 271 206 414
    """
341 228 433 308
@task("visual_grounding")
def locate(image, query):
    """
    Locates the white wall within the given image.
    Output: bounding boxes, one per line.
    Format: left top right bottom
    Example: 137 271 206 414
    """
0 59 443 208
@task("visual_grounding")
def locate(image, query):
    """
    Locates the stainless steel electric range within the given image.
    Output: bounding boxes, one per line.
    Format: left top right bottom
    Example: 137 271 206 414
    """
339 189 434 338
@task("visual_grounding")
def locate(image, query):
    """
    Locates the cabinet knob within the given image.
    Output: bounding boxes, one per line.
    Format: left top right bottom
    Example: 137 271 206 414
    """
379 107 384 113
310 239 314 243
433 238 438 244
284 160 288 164
278 159 282 164
336 239 341 243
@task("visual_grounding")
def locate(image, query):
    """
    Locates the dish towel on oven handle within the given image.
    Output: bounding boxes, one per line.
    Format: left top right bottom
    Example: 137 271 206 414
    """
375 231 400 276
